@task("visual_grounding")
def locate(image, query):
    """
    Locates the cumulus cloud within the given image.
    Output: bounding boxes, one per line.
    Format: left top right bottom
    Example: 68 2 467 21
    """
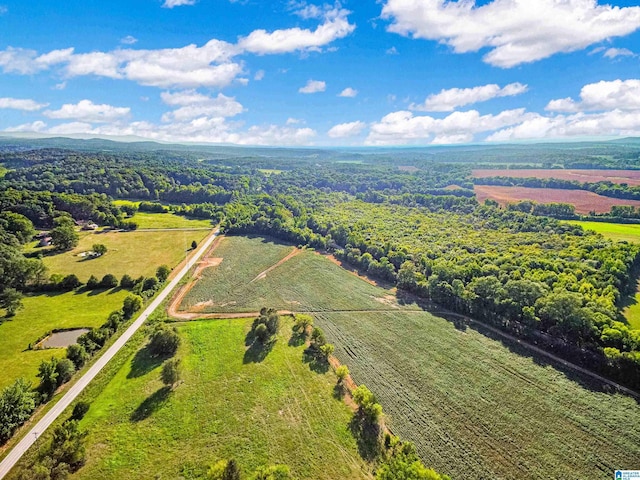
43 100 130 123
366 108 530 145
328 120 366 138
160 90 244 121
163 0 196 8
411 82 527 112
0 8 354 89
381 0 640 68
254 69 265 81
299 79 326 93
386 46 399 55
546 79 640 112
0 98 48 111
338 87 358 98
238 6 354 54
4 121 47 133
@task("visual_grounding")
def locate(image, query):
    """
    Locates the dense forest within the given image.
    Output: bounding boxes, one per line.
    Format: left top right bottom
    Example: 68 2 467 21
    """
1 139 640 391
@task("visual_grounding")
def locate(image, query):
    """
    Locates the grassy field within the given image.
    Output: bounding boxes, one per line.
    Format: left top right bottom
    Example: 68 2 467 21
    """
0 289 129 391
568 220 640 243
73 317 371 480
181 235 415 314
112 200 214 229
41 229 209 282
182 235 640 479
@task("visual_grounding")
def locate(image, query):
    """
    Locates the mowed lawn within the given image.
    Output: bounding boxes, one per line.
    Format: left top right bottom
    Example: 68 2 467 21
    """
42 229 209 282
112 200 214 229
74 318 371 480
567 221 640 329
181 235 416 314
315 311 640 480
0 289 129 390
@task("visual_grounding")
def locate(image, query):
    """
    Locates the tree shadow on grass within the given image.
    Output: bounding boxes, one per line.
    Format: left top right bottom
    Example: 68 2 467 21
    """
243 338 275 364
288 330 306 347
333 383 346 400
130 386 171 422
127 345 166 379
302 348 330 374
348 412 383 462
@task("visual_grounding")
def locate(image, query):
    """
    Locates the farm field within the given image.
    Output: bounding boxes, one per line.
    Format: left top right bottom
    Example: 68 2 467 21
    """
70 317 371 480
178 235 417 314
0 289 129 391
41 229 210 282
567 220 640 243
128 212 213 230
174 234 640 479
315 310 640 480
473 168 640 185
474 184 640 214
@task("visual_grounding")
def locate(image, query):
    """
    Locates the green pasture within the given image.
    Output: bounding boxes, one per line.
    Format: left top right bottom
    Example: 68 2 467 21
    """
72 317 371 480
0 289 129 391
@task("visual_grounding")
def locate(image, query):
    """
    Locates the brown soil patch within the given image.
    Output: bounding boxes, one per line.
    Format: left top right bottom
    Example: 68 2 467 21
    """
474 185 640 214
473 168 640 186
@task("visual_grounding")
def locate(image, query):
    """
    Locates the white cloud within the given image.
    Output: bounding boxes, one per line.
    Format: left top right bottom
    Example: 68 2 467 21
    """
411 82 528 112
386 46 399 55
286 117 303 125
366 108 530 145
381 0 640 68
53 81 67 90
47 122 95 135
160 91 244 121
299 79 326 93
121 35 138 45
0 98 48 111
4 121 46 133
238 6 354 54
338 87 358 98
43 100 130 123
163 0 196 8
254 69 265 81
328 120 366 138
604 47 635 59
546 79 640 112
0 47 73 74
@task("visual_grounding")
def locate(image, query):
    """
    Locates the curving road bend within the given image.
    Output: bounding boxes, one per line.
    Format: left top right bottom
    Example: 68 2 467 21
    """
0 228 219 479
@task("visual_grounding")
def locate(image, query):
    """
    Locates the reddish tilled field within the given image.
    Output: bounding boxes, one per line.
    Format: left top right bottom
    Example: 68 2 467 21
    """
474 185 640 214
473 169 640 186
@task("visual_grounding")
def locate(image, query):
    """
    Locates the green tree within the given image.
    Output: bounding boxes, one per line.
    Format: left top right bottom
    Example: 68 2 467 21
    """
156 265 171 283
0 212 35 244
294 314 314 335
92 244 107 255
0 378 36 443
55 358 76 385
254 323 269 343
66 344 89 369
336 365 349 384
120 274 135 289
38 358 59 398
376 441 450 480
0 287 23 317
71 401 90 421
148 325 180 356
161 359 181 388
122 295 143 318
191 240 198 249
319 343 335 359
86 275 100 290
100 274 118 289
352 385 382 422
50 225 78 251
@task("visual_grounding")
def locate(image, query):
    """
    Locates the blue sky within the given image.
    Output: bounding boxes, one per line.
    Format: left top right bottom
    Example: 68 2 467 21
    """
1 0 640 146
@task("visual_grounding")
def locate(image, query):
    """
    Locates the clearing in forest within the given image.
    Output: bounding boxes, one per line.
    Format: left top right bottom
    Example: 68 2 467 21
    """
474 184 640 214
64 317 371 480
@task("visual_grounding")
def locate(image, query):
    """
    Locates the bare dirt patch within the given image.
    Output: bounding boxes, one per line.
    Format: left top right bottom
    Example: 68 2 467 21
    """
474 184 640 214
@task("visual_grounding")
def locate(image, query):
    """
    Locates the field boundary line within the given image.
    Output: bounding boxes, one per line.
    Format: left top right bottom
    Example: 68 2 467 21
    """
0 228 220 479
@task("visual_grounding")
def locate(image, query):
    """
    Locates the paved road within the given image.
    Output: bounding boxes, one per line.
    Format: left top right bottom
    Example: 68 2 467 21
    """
0 228 220 479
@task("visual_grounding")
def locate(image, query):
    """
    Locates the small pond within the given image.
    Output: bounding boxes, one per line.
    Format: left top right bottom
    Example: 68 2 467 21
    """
41 328 90 348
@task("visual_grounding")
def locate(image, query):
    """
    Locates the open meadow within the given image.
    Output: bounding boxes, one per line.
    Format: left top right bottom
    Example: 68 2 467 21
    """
0 289 130 391
69 317 371 480
174 235 640 480
474 184 640 214
41 229 210 282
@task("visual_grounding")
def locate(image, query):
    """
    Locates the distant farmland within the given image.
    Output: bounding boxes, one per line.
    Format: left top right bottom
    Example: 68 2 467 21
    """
473 168 640 185
474 185 640 214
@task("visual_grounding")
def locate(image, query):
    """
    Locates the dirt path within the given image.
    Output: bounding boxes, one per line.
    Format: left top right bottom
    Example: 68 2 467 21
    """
250 248 301 283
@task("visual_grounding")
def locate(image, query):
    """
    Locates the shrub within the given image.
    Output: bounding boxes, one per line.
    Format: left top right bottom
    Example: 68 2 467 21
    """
55 358 76 385
60 274 82 291
156 265 170 283
86 275 100 290
120 274 135 289
122 295 143 319
100 274 118 289
67 344 89 369
319 343 334 359
161 359 181 388
71 401 90 421
336 365 349 384
148 325 180 357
